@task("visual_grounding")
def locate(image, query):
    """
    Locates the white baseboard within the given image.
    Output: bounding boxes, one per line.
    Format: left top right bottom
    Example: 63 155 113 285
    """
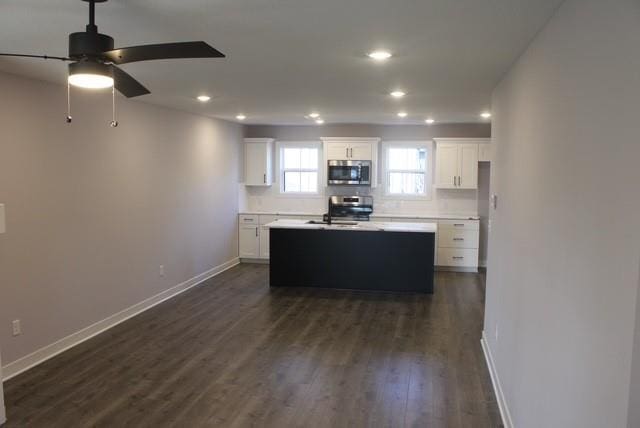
1 257 240 382
481 331 514 428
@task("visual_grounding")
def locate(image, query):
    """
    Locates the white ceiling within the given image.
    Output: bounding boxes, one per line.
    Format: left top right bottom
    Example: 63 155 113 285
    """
0 0 563 125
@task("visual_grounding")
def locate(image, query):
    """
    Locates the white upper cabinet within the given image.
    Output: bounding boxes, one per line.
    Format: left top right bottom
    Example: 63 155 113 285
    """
244 138 274 186
478 141 493 162
434 139 483 189
458 143 479 189
349 142 373 160
323 138 376 161
326 142 351 160
435 143 460 189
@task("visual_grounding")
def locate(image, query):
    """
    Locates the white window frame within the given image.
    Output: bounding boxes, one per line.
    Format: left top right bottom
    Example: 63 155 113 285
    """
276 141 323 197
381 141 433 200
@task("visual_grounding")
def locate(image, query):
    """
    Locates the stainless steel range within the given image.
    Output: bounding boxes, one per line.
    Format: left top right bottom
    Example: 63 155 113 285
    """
324 195 373 224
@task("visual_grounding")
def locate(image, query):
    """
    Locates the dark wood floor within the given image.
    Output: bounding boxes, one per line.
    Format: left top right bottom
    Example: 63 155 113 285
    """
3 264 502 427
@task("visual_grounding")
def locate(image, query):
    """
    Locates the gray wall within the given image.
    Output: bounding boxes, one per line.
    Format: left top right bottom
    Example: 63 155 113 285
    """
246 123 490 140
629 267 640 428
485 0 640 427
0 71 243 365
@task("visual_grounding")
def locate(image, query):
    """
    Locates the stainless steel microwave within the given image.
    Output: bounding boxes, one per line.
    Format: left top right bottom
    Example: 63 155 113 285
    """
327 160 371 186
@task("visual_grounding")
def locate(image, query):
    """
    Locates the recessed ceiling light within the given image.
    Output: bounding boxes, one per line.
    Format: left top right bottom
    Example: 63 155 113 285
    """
425 118 435 125
309 112 320 119
236 114 246 121
197 95 211 102
390 91 405 98
368 50 392 61
397 111 408 118
315 119 325 125
480 111 492 119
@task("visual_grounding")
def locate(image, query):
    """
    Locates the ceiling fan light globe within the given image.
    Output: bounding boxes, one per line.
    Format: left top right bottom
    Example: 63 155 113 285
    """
68 62 113 89
68 73 114 89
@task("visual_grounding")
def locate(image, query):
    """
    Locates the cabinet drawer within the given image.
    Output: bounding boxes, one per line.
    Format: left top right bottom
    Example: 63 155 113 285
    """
438 228 479 249
438 220 479 231
259 215 278 225
436 248 479 268
239 215 259 224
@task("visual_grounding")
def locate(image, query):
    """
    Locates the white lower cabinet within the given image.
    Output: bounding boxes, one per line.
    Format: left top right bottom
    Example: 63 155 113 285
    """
438 228 479 249
436 220 480 270
239 214 480 271
239 214 320 260
259 225 270 259
239 224 260 258
258 215 278 259
436 248 479 268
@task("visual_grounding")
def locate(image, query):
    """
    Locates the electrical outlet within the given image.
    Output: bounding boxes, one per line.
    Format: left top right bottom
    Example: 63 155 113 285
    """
159 265 165 277
12 319 21 336
495 324 499 342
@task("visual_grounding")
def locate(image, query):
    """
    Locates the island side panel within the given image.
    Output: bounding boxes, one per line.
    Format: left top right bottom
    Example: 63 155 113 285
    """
269 228 434 293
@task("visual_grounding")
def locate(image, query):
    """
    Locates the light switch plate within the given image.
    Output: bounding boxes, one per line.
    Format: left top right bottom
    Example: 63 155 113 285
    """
0 204 5 234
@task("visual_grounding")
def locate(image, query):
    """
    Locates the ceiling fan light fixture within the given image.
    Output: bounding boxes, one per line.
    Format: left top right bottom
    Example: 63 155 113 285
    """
68 61 113 89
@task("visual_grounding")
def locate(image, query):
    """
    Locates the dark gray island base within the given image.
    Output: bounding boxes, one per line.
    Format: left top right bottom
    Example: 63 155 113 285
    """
269 226 435 293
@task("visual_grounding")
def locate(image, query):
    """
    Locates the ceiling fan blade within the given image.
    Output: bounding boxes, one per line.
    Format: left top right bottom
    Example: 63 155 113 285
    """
103 41 225 65
112 65 150 98
0 53 70 61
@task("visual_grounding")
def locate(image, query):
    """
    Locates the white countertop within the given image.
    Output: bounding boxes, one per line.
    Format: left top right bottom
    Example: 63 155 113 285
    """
240 211 479 220
265 219 437 233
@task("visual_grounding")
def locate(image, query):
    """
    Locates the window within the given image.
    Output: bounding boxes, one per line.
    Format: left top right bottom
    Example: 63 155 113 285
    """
278 142 321 194
383 142 432 198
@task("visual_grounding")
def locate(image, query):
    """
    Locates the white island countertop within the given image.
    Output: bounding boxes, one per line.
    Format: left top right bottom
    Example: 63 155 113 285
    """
265 219 437 233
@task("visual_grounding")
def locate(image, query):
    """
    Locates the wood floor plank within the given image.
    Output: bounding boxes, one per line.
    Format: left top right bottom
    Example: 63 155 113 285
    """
3 264 502 427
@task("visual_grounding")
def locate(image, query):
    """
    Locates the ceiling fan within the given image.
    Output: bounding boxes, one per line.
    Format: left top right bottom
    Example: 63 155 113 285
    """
0 0 225 99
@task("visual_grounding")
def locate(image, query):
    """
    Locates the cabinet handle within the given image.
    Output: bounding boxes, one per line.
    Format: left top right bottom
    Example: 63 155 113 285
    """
453 224 464 227
350 148 353 158
346 148 349 158
256 227 259 237
453 238 465 241
453 256 464 260
453 176 456 186
263 173 266 184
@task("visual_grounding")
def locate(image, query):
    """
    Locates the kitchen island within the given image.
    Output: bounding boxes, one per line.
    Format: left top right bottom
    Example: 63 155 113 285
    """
267 219 436 293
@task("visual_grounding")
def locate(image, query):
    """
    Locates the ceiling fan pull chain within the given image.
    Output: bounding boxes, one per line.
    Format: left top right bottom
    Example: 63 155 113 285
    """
110 86 118 127
66 81 72 124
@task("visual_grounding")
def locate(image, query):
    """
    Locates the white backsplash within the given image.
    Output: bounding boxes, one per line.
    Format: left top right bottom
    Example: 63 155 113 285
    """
240 183 479 216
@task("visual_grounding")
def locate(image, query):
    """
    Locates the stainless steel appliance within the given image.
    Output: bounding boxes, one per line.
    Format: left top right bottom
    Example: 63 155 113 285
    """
327 160 371 186
325 195 373 224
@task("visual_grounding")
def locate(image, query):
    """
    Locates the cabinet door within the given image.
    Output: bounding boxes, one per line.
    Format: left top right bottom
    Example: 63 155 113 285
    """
458 143 478 189
478 143 492 162
239 225 260 258
349 142 373 160
326 142 351 160
245 142 272 185
435 143 459 189
259 225 270 259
